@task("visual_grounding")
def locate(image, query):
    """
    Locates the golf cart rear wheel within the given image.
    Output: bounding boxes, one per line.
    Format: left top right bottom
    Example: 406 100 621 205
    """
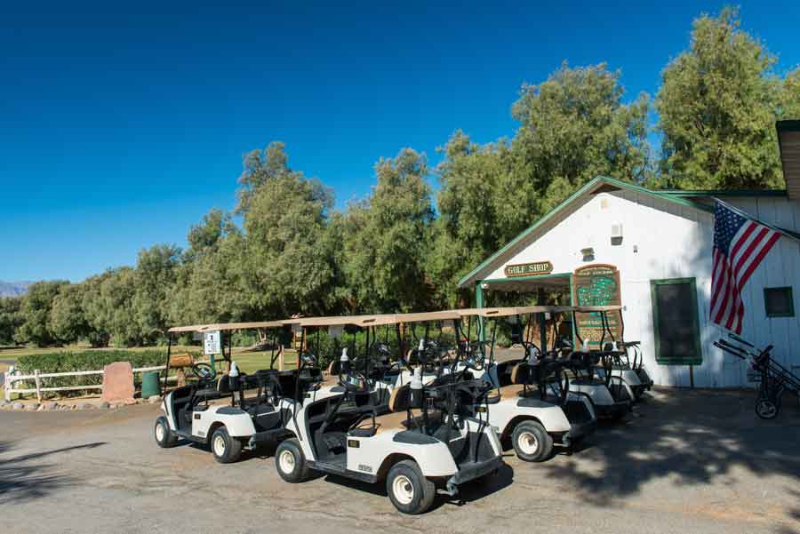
275 438 310 483
154 416 177 448
386 460 436 515
512 420 553 462
755 397 780 420
210 426 243 464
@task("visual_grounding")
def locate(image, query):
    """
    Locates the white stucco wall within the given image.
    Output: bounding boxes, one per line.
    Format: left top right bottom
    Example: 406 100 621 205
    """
484 190 800 388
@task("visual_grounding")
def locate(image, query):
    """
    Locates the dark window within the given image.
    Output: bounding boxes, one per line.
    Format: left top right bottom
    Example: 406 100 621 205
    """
764 287 794 317
650 278 702 365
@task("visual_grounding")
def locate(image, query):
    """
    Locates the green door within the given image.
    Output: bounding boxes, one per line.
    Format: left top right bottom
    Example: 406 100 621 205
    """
650 278 702 365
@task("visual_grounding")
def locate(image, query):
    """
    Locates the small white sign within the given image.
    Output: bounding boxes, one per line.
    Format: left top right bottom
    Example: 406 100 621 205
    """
204 330 221 355
328 325 343 339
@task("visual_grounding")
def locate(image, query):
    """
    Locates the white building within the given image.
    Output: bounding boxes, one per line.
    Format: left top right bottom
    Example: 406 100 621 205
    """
459 121 800 388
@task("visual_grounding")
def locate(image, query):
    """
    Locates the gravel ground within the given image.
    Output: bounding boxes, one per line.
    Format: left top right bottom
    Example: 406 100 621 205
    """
1 387 799 534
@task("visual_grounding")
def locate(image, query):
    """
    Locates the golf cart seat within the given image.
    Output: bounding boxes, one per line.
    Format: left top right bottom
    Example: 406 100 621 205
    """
495 364 530 400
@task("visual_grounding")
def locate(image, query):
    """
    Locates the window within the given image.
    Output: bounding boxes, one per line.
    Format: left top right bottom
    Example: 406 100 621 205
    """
650 278 702 366
764 287 794 317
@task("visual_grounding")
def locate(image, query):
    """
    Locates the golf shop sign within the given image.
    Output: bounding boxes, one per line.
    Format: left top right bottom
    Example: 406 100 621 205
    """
504 261 553 278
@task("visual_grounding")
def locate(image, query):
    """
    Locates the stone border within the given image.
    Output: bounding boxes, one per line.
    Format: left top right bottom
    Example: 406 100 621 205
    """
0 395 163 412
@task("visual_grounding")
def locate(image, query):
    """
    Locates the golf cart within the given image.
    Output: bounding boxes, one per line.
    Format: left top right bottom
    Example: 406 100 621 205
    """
586 307 653 401
450 306 597 462
154 320 304 463
529 306 632 420
273 312 505 515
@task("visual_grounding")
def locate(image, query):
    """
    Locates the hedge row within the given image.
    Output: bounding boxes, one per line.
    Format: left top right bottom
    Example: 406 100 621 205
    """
13 350 199 398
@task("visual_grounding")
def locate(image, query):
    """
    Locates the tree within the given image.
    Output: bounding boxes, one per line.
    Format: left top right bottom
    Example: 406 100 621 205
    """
239 143 338 317
780 68 800 119
49 283 91 345
427 132 514 306
340 149 435 312
0 297 23 345
512 62 650 214
656 7 783 189
133 244 182 344
185 208 236 261
14 281 69 346
83 268 141 347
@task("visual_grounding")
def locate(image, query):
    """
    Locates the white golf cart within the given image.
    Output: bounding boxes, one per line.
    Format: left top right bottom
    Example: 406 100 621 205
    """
583 307 653 401
154 321 304 463
446 306 597 462
273 313 505 515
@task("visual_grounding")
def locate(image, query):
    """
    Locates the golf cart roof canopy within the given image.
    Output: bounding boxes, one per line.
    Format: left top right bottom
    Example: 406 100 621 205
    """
450 305 622 318
291 310 462 328
167 320 285 333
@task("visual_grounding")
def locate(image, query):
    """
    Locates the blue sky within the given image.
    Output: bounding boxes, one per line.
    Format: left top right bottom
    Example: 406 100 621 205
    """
3 0 800 282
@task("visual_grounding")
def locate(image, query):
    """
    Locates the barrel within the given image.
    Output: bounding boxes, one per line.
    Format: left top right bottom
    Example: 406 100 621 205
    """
141 371 161 398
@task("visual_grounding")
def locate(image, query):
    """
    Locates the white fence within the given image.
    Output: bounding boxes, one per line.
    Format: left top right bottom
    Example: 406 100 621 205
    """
3 365 169 402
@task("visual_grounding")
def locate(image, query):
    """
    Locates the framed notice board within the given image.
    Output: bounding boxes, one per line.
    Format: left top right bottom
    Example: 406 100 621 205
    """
572 264 622 347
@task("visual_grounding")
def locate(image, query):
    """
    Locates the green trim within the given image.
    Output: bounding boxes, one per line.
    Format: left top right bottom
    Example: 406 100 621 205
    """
650 278 702 366
659 189 787 198
482 272 572 285
764 286 795 318
777 120 800 133
458 175 715 288
475 281 485 343
569 275 576 348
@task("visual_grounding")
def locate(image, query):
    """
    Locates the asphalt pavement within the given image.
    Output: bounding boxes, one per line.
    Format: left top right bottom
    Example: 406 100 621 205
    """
1 388 799 534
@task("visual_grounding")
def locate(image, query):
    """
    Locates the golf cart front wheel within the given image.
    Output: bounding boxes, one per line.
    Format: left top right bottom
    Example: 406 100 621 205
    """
210 426 243 463
755 398 780 420
154 416 177 448
386 460 436 515
512 420 553 462
275 438 310 483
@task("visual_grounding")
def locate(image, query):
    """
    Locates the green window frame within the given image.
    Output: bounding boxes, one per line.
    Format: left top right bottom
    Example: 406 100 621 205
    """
764 286 795 318
650 277 702 366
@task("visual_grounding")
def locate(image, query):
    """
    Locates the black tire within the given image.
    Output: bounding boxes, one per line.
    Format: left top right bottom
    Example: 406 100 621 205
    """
154 416 178 448
386 460 436 515
511 420 553 462
755 397 779 420
210 426 243 464
275 438 310 483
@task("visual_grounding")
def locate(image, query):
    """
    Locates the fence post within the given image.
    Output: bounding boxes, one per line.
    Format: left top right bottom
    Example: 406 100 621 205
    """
34 370 42 403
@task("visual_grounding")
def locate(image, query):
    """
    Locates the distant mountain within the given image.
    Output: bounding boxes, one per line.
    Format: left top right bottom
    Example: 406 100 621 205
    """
0 281 31 297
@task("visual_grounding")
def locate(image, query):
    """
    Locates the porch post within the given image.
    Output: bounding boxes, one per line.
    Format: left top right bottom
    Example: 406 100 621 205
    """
475 281 485 343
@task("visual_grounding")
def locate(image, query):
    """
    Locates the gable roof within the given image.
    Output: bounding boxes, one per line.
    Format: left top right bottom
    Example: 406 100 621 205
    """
458 175 795 288
458 176 714 288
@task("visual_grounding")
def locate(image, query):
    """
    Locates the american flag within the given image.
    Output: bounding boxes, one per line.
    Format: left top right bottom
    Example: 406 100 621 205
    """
710 201 781 334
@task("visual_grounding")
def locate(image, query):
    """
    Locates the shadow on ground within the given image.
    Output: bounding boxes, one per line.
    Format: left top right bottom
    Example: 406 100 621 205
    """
0 441 105 505
542 388 800 507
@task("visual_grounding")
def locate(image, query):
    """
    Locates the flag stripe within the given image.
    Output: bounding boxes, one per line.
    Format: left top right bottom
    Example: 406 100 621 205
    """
710 201 782 335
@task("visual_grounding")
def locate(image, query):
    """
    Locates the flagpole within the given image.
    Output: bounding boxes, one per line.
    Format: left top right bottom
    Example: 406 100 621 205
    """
714 197 800 245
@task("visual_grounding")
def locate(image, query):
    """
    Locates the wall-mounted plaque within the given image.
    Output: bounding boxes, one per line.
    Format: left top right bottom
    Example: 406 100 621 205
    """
572 264 622 347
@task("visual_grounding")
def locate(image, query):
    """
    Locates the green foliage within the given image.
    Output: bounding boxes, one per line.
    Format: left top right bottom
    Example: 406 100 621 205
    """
656 7 783 189
15 281 69 346
0 296 24 345
340 149 435 313
15 349 186 397
49 283 91 345
239 143 338 318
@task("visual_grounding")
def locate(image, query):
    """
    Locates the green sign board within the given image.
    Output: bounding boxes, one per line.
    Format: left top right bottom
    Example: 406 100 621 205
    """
504 261 553 278
572 264 622 347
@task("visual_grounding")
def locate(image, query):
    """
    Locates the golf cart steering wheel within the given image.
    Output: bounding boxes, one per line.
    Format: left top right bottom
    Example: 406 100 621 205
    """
339 370 369 394
191 362 216 382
